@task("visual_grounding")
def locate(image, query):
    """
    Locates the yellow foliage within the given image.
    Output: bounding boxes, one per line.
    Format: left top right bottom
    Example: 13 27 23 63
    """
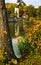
0 50 3 59
29 17 35 22
38 40 41 47
6 4 11 9
11 59 18 64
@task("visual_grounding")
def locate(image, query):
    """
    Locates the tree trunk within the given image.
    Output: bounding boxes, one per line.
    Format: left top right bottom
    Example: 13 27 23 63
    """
0 0 14 61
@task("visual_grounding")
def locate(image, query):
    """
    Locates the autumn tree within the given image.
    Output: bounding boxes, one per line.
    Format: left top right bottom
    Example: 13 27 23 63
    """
36 6 41 20
26 5 36 17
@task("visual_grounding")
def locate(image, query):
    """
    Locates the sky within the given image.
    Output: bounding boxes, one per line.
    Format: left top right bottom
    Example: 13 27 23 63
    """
5 0 41 8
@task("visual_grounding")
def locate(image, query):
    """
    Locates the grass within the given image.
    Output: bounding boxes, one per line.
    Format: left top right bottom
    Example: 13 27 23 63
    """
0 53 41 65
18 53 41 65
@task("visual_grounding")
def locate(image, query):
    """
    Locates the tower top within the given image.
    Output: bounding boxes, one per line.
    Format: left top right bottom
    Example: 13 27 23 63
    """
17 0 22 3
17 0 26 5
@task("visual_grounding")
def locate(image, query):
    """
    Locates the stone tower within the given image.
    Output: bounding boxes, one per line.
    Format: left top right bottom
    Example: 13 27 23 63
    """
17 0 25 5
0 0 14 60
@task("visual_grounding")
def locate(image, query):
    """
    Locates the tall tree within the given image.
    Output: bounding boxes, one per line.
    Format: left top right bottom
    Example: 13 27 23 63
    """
0 0 15 61
36 6 41 20
27 5 36 17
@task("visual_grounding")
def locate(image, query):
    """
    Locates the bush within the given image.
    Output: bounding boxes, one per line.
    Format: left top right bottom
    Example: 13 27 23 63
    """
18 38 33 55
